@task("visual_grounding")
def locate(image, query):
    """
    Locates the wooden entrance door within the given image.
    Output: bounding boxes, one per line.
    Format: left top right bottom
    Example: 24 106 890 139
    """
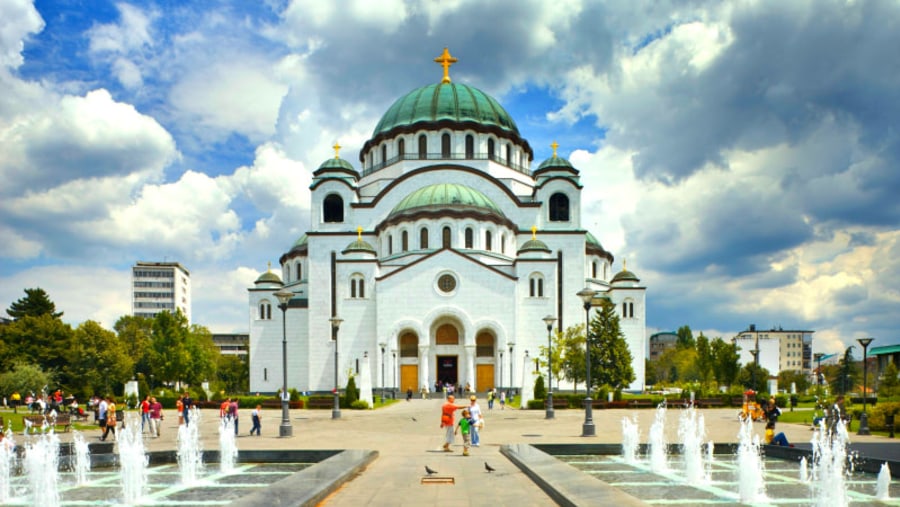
400 365 418 392
436 355 458 385
476 364 494 391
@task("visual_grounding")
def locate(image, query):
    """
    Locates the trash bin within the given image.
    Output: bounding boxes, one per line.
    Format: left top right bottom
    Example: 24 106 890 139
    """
887 414 895 438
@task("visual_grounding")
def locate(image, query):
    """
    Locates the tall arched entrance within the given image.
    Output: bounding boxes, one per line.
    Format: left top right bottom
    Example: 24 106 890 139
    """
434 323 459 386
399 331 419 392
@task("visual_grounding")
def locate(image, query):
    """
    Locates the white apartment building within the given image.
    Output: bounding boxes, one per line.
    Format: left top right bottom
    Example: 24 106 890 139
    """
734 324 813 376
132 261 191 323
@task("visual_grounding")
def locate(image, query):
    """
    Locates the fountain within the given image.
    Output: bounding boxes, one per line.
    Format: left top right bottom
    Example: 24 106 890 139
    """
736 416 767 503
810 418 849 506
877 462 891 500
0 428 16 502
620 415 639 465
677 406 707 484
799 456 809 483
647 404 667 473
71 431 90 486
219 416 238 473
24 430 61 507
177 407 203 483
118 415 148 503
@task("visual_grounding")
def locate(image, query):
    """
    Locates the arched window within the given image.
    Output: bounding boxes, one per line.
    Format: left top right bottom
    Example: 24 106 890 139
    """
622 301 634 318
529 274 544 297
465 228 473 248
603 263 607 279
350 275 365 299
465 135 474 159
387 235 393 255
400 332 418 357
296 261 302 281
420 228 429 249
592 261 597 279
323 194 344 223
402 231 409 251
259 302 272 320
441 133 451 158
285 264 291 281
442 227 451 248
381 145 387 165
436 323 459 345
500 234 505 254
549 193 570 222
398 138 405 157
476 332 495 357
488 139 495 160
418 135 427 159
505 143 511 163
485 231 492 251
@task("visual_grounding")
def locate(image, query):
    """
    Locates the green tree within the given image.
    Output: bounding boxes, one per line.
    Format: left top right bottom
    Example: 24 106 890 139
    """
879 362 900 398
645 358 659 386
676 325 695 349
777 369 811 394
69 320 134 399
216 354 249 394
150 310 192 387
345 375 359 405
533 374 546 400
738 362 771 392
711 337 740 386
695 333 714 385
0 314 74 382
0 362 54 399
588 300 635 391
831 346 859 395
114 315 154 378
559 324 586 393
538 326 571 391
183 324 218 387
6 287 63 320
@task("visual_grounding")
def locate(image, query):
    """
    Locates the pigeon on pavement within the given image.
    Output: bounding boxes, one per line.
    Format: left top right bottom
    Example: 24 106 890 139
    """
425 465 438 475
485 462 496 473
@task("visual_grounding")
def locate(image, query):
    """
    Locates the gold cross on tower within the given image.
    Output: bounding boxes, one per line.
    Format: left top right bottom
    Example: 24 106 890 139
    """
531 225 537 240
333 142 342 159
551 141 559 157
357 226 363 240
434 47 458 84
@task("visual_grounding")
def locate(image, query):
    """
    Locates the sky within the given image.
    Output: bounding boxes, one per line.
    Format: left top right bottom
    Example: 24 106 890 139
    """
2 0 899 357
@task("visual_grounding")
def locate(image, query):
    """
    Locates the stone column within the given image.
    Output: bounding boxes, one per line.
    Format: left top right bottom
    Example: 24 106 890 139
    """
465 345 476 392
418 345 430 395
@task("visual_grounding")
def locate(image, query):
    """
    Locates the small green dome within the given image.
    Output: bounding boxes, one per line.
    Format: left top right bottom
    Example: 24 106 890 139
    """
317 157 355 172
255 270 283 285
389 183 502 217
518 238 551 254
342 238 377 255
291 234 308 249
373 83 519 137
535 155 574 172
612 269 640 283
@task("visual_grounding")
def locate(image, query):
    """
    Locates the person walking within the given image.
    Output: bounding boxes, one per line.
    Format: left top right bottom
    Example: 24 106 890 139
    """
487 388 494 410
440 395 466 452
455 408 473 456
499 390 506 410
149 397 163 437
250 404 262 436
140 395 151 434
229 398 239 435
102 397 117 441
176 395 184 425
468 395 483 446
182 392 193 426
98 396 108 440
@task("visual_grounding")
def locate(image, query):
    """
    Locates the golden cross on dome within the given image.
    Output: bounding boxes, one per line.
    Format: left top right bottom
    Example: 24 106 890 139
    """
623 259 627 271
531 225 537 239
333 142 341 159
434 47 458 84
357 226 363 240
551 141 559 157
266 261 272 272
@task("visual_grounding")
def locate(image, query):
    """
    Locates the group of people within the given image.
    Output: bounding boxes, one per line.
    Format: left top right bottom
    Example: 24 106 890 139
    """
138 395 165 437
216 398 262 436
440 395 484 456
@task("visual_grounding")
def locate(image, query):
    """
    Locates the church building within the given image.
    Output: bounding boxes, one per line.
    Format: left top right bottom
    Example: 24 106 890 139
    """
248 49 647 395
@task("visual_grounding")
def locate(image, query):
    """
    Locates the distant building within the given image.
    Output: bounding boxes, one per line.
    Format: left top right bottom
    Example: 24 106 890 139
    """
212 333 249 359
131 261 191 323
649 331 678 361
733 324 813 376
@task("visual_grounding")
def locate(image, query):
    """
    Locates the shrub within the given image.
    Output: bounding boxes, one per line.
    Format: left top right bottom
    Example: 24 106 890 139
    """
533 376 546 400
345 376 359 405
350 400 369 410
869 402 900 431
527 399 545 410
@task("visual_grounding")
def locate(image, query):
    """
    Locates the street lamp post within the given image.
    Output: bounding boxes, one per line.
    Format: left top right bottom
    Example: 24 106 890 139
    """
543 315 557 419
273 288 295 437
330 316 343 419
857 337 874 435
499 351 504 392
391 348 397 396
577 287 596 437
508 343 514 395
379 342 386 404
750 349 760 392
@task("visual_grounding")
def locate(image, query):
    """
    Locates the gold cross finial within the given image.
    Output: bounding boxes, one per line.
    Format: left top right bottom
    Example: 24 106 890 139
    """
357 226 363 240
531 225 537 239
333 142 341 159
623 259 627 271
434 47 458 84
266 261 271 272
551 141 558 157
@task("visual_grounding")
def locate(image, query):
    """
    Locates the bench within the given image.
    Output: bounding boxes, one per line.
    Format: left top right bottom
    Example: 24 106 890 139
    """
306 398 334 409
550 398 570 409
694 398 725 408
628 400 654 408
23 414 71 432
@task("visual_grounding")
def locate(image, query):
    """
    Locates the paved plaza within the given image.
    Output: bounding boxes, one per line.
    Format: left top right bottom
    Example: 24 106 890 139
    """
30 399 900 505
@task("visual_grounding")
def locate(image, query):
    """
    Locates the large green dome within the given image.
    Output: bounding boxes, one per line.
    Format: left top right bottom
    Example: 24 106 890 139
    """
372 83 519 137
389 183 502 217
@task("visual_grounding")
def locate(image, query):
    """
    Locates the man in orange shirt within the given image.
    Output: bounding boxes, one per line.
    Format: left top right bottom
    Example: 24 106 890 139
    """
440 395 466 452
